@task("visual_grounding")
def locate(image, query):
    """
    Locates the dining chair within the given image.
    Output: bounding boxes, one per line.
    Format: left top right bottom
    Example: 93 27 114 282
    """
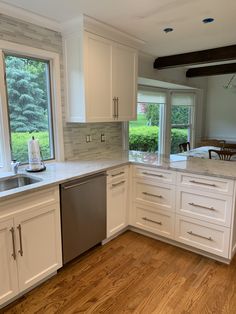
208 149 236 161
222 143 236 151
179 142 191 152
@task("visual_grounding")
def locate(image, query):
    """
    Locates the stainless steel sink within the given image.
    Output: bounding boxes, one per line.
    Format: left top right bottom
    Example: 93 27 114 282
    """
0 174 42 192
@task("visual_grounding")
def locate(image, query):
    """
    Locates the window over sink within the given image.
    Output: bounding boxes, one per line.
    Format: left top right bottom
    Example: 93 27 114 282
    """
0 41 63 171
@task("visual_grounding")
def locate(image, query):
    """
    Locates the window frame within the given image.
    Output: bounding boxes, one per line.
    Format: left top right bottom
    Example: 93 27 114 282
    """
0 40 64 171
170 91 196 153
126 86 197 156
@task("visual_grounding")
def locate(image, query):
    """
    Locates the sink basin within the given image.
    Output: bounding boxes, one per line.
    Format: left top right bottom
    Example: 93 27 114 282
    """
0 174 42 192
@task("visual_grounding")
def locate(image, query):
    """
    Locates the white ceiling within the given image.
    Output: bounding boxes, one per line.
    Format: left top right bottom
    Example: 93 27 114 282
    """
0 0 236 57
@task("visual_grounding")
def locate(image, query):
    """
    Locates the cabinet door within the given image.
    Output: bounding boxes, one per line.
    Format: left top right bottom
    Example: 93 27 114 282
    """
84 32 114 122
15 205 62 291
0 219 18 305
107 179 128 237
112 44 137 121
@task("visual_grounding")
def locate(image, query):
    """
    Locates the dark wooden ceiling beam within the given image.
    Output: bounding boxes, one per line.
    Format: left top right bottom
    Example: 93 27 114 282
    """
154 45 236 69
186 63 236 78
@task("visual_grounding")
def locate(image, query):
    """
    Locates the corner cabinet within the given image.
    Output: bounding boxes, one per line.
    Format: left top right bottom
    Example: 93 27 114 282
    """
64 31 138 122
0 187 62 307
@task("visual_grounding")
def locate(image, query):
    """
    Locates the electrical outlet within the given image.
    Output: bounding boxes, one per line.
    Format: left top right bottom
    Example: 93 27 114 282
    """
86 135 90 143
89 135 92 142
101 133 106 142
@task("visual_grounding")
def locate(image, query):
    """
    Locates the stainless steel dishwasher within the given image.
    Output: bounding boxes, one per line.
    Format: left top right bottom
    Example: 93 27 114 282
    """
60 172 106 264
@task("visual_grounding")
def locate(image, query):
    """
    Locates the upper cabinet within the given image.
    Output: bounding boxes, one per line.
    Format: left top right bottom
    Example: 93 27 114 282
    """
64 30 138 123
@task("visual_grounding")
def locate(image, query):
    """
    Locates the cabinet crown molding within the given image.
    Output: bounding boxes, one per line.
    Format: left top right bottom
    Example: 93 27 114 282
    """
62 14 145 49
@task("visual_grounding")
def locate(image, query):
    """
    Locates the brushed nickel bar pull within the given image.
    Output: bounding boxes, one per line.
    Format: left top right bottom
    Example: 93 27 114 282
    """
143 192 162 198
10 227 16 260
113 97 116 119
112 180 125 188
142 217 162 225
142 172 164 178
189 202 215 211
189 180 216 187
111 171 125 177
17 224 23 256
187 231 213 241
116 97 119 119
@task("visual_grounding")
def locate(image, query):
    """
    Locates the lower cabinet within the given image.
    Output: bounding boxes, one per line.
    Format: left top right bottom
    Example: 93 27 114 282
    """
107 166 128 238
0 187 62 307
175 215 230 258
134 204 175 239
130 166 236 261
0 219 18 305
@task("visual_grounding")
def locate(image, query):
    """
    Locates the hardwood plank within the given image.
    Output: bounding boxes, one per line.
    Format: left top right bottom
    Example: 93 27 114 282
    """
3 231 236 314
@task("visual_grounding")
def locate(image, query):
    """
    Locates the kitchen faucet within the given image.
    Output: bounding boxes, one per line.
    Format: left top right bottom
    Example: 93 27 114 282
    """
11 160 21 174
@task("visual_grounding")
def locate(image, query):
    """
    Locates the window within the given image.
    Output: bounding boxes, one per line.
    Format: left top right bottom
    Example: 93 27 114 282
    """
128 88 196 155
170 93 195 153
4 54 54 163
0 41 63 171
129 88 165 153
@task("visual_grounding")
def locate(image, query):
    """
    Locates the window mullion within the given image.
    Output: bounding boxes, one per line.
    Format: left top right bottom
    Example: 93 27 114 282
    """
0 49 11 170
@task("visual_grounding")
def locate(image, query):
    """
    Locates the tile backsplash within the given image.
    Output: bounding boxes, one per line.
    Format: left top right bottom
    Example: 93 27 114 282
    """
64 122 123 160
0 13 123 160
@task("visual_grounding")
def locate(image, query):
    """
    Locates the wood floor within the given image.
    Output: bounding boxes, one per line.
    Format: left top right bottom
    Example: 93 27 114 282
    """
3 231 236 314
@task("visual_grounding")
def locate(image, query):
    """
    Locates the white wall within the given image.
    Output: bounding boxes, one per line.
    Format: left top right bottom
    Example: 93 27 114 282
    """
138 52 188 85
205 74 236 141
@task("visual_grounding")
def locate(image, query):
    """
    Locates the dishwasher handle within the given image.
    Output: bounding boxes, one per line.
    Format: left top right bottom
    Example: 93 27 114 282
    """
61 173 106 190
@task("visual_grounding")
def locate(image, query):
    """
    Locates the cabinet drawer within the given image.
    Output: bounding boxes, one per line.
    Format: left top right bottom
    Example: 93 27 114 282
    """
133 166 175 184
0 187 59 218
177 173 234 195
107 166 128 183
175 215 230 258
134 204 174 239
176 189 232 227
134 179 175 212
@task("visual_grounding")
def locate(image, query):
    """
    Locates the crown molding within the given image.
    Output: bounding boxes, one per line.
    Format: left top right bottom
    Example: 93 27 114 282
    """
62 14 146 49
0 2 61 32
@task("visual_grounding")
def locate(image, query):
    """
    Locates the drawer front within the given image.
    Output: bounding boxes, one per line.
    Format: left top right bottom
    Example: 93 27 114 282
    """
176 188 232 227
134 166 175 184
134 204 174 239
177 173 234 195
107 166 128 183
134 179 175 212
0 187 59 218
175 215 230 258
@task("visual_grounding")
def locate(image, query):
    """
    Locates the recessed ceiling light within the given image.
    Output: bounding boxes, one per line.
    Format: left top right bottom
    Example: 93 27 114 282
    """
163 27 173 33
202 17 215 24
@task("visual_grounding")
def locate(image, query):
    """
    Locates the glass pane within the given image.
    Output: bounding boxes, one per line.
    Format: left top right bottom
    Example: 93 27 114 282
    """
129 103 161 152
4 55 54 163
171 105 191 154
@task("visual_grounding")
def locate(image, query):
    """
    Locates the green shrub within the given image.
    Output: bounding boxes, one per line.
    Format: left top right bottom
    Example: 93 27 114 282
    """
129 126 188 153
11 132 51 162
129 126 159 152
171 129 188 153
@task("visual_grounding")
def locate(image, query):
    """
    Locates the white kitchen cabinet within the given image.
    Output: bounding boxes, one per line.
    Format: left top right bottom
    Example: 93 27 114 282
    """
0 219 18 305
15 205 62 291
64 31 138 123
130 165 236 261
112 43 137 121
0 187 62 308
107 166 128 238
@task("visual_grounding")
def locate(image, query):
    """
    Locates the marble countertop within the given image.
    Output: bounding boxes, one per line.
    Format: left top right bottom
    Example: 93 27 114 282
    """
1 151 236 200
